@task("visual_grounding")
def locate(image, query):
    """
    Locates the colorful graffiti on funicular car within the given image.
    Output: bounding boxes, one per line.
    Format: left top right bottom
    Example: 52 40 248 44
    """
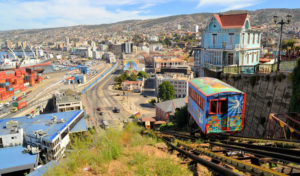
188 77 246 134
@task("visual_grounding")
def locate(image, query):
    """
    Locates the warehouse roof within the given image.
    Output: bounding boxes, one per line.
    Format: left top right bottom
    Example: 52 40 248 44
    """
0 146 38 174
0 110 84 142
189 77 242 96
27 161 57 176
70 118 87 133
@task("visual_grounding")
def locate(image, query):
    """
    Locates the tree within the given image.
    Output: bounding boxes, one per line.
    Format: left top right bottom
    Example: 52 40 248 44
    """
163 38 172 47
129 74 138 81
289 59 300 113
114 76 122 85
282 39 296 50
137 71 148 79
120 71 130 81
173 106 189 129
158 81 176 101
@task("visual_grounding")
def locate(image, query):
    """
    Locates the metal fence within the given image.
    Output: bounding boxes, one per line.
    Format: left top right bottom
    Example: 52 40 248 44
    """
223 60 298 75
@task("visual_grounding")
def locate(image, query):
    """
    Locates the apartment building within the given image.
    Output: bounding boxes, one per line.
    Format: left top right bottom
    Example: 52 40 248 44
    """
155 73 193 98
153 57 187 73
53 94 83 112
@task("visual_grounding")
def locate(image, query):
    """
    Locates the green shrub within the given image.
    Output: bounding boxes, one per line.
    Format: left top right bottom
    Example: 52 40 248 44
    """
250 76 257 87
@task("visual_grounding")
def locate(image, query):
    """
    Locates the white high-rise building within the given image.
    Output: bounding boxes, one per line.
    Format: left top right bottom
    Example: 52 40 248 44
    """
177 24 181 30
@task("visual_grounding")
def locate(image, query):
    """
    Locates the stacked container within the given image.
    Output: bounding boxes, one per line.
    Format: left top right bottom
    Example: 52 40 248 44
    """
0 68 44 101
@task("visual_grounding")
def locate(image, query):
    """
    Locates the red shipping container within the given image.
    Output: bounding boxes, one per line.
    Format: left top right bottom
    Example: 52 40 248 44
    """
20 86 27 91
17 96 23 101
17 101 27 109
0 88 5 93
29 81 35 86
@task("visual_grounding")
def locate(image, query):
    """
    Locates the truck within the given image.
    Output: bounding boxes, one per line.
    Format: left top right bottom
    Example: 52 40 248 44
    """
10 107 18 113
17 101 27 110
17 96 23 101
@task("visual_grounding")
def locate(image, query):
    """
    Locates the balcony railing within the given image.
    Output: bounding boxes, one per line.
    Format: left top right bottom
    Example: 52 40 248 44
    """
223 65 258 74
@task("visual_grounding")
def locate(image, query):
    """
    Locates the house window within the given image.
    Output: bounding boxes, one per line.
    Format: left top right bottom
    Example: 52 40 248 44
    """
257 52 259 62
257 34 259 43
246 54 249 64
212 34 217 48
252 33 255 44
228 53 234 65
242 33 245 45
229 33 234 45
219 99 228 114
247 33 250 44
209 100 218 114
252 53 254 63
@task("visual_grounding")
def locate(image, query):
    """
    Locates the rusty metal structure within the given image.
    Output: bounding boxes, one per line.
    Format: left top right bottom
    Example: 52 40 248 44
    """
267 113 300 140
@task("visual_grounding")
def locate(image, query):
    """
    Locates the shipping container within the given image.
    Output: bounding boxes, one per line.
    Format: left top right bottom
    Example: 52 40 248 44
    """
14 90 21 95
17 101 27 109
12 102 19 107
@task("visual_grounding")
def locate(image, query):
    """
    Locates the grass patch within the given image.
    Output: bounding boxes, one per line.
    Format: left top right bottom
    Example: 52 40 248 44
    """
45 123 192 176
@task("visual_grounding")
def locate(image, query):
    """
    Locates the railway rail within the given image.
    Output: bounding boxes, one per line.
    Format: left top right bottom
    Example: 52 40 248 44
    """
153 131 300 176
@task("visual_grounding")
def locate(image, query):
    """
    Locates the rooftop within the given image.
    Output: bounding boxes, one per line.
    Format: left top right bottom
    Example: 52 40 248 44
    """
0 110 83 142
214 13 248 29
156 98 186 113
0 146 38 174
56 95 81 104
156 73 190 80
154 58 185 63
189 77 243 96
27 161 57 176
70 118 87 133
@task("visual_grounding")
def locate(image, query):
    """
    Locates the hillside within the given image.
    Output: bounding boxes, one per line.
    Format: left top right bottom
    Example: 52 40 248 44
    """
0 8 299 41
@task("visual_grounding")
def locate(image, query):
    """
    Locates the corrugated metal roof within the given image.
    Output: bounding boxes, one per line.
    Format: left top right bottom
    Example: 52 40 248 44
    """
155 98 186 113
189 77 242 96
27 161 57 176
70 118 87 133
0 110 83 142
0 146 37 174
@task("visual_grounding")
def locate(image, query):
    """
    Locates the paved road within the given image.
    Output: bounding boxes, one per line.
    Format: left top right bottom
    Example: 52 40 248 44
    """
83 62 131 129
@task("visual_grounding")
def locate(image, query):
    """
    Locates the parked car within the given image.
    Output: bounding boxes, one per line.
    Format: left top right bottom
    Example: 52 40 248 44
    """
10 107 18 113
96 107 102 111
113 106 120 113
101 120 109 129
99 112 104 116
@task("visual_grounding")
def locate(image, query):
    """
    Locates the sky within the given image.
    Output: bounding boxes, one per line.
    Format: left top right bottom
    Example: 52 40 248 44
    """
0 0 298 31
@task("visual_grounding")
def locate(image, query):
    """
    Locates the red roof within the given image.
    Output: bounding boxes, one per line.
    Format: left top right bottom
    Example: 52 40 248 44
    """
214 13 248 29
141 117 156 122
122 81 142 85
259 58 273 63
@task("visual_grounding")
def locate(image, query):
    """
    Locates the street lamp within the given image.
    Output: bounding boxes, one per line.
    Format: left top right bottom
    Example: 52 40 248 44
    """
273 14 291 72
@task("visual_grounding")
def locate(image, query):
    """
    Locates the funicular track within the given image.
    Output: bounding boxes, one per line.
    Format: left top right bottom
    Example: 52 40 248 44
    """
153 131 300 176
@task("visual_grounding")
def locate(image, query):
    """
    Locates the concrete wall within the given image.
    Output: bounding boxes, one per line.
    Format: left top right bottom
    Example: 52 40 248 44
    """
0 129 23 147
220 72 292 138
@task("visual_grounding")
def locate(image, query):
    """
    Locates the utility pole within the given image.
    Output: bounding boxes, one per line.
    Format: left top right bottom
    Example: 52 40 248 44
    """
273 15 291 72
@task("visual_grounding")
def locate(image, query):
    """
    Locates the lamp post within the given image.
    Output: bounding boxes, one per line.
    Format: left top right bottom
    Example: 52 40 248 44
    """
273 15 292 72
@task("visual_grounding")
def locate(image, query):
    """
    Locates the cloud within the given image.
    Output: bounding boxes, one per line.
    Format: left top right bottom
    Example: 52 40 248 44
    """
0 0 168 30
197 0 261 11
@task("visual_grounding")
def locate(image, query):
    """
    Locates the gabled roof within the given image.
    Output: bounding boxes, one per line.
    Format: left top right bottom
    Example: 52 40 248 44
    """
156 98 186 113
214 13 248 29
